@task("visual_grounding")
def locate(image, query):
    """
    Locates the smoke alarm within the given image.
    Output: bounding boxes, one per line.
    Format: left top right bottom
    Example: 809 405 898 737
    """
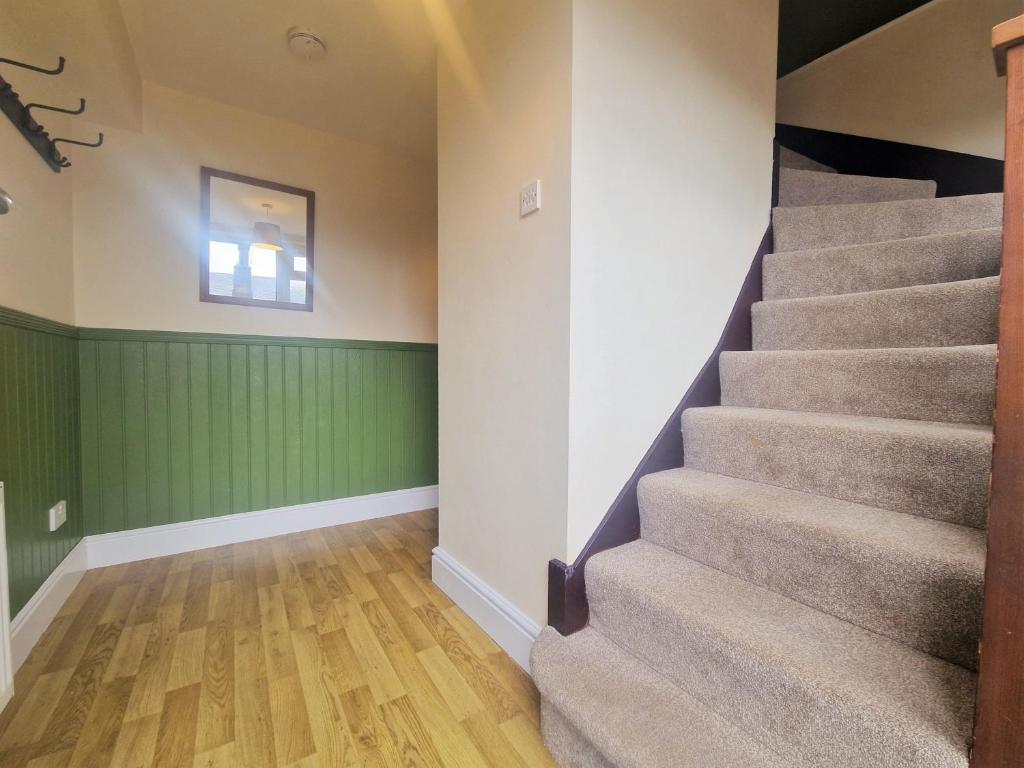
287 27 327 61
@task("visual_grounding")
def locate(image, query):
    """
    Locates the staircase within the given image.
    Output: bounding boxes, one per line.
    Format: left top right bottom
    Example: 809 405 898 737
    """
531 150 1002 767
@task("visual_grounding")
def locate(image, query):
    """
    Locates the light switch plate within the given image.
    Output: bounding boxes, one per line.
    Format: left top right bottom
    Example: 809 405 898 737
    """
520 180 541 217
48 500 67 532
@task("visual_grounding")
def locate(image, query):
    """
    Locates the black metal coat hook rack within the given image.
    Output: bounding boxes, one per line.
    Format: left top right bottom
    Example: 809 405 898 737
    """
0 54 104 173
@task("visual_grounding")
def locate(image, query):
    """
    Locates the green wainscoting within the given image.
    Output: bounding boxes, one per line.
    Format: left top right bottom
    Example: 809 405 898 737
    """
77 329 438 535
0 306 438 618
0 308 83 616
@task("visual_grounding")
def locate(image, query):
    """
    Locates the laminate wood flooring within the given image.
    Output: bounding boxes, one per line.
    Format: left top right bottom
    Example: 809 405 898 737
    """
0 509 557 767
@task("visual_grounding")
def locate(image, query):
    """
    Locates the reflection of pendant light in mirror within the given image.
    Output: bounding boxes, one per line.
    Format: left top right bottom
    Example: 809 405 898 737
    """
251 203 284 251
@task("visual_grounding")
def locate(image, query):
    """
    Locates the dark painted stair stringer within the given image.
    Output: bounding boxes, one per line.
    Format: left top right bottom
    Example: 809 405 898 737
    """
548 224 772 635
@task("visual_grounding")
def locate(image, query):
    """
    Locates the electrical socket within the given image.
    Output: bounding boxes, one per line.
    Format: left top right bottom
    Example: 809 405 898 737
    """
48 500 66 532
520 180 541 217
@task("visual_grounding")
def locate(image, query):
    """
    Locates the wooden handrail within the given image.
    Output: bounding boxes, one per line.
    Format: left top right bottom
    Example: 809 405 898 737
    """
994 15 1024 77
972 15 1024 767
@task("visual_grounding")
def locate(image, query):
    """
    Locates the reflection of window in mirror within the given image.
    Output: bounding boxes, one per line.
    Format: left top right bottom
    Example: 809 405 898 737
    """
199 167 315 312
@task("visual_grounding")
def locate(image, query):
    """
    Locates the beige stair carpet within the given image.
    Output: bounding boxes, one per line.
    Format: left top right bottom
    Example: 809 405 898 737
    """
532 149 998 767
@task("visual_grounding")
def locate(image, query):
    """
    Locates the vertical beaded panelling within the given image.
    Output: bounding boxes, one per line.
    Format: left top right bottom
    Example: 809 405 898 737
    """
0 309 83 616
77 330 439 535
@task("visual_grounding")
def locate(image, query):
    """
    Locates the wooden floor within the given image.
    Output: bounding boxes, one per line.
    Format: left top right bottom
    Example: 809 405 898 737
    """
0 509 557 767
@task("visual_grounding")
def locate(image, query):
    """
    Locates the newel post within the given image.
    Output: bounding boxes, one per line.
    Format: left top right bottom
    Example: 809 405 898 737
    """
971 15 1024 767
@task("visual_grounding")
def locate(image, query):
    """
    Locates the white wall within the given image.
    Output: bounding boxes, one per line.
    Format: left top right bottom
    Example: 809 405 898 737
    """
72 82 438 342
566 0 778 558
777 0 1018 160
437 0 574 624
0 10 80 324
0 0 148 326
0 114 74 325
437 0 778 625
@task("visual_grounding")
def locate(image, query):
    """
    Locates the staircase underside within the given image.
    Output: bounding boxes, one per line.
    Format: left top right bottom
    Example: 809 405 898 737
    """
532 151 999 767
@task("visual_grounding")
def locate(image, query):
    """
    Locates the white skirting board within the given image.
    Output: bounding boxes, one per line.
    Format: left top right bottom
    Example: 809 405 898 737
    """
0 482 16 707
10 539 88 672
431 547 541 672
9 485 438 675
86 485 440 568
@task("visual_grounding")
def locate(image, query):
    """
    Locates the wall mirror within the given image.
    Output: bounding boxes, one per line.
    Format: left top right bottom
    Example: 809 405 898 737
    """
200 167 315 312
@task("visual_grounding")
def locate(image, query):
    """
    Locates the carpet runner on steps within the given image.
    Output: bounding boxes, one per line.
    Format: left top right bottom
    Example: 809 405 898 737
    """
752 275 999 350
772 192 1002 252
778 167 937 207
719 346 996 424
532 149 998 768
763 228 1001 299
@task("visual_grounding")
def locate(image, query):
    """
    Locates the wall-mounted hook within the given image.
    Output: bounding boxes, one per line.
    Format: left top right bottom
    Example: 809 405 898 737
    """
0 53 101 173
0 55 65 76
22 98 85 133
50 132 103 167
52 133 103 151
25 98 85 119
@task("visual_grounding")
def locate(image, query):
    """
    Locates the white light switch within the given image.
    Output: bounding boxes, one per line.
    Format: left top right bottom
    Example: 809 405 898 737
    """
520 180 541 217
48 500 66 532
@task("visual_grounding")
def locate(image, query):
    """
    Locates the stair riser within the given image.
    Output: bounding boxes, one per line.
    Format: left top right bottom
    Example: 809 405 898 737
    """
532 628 792 768
778 168 936 207
587 557 973 768
772 193 1003 252
720 347 996 425
764 228 1002 300
752 277 999 351
682 408 992 528
541 702 615 768
779 147 835 174
638 472 984 670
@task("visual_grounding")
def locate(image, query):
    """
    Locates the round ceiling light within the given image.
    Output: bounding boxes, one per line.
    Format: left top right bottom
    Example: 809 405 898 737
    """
287 27 327 61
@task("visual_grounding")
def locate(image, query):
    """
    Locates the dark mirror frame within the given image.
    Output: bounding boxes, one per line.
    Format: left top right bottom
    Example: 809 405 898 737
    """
199 166 316 312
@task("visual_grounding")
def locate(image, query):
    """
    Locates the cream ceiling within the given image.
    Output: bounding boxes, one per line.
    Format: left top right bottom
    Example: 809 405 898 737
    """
115 0 458 159
3 1 464 159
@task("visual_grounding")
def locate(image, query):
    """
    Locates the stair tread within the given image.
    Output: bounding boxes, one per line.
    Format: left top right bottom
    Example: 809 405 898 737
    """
687 403 991 438
682 405 992 528
532 627 794 768
759 273 999 305
587 540 975 768
772 192 1002 252
639 466 985 668
763 227 1002 300
720 344 996 424
778 167 937 207
752 275 1000 351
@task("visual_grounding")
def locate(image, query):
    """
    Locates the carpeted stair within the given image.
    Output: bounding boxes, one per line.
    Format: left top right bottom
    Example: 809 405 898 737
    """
532 150 999 767
777 167 938 207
